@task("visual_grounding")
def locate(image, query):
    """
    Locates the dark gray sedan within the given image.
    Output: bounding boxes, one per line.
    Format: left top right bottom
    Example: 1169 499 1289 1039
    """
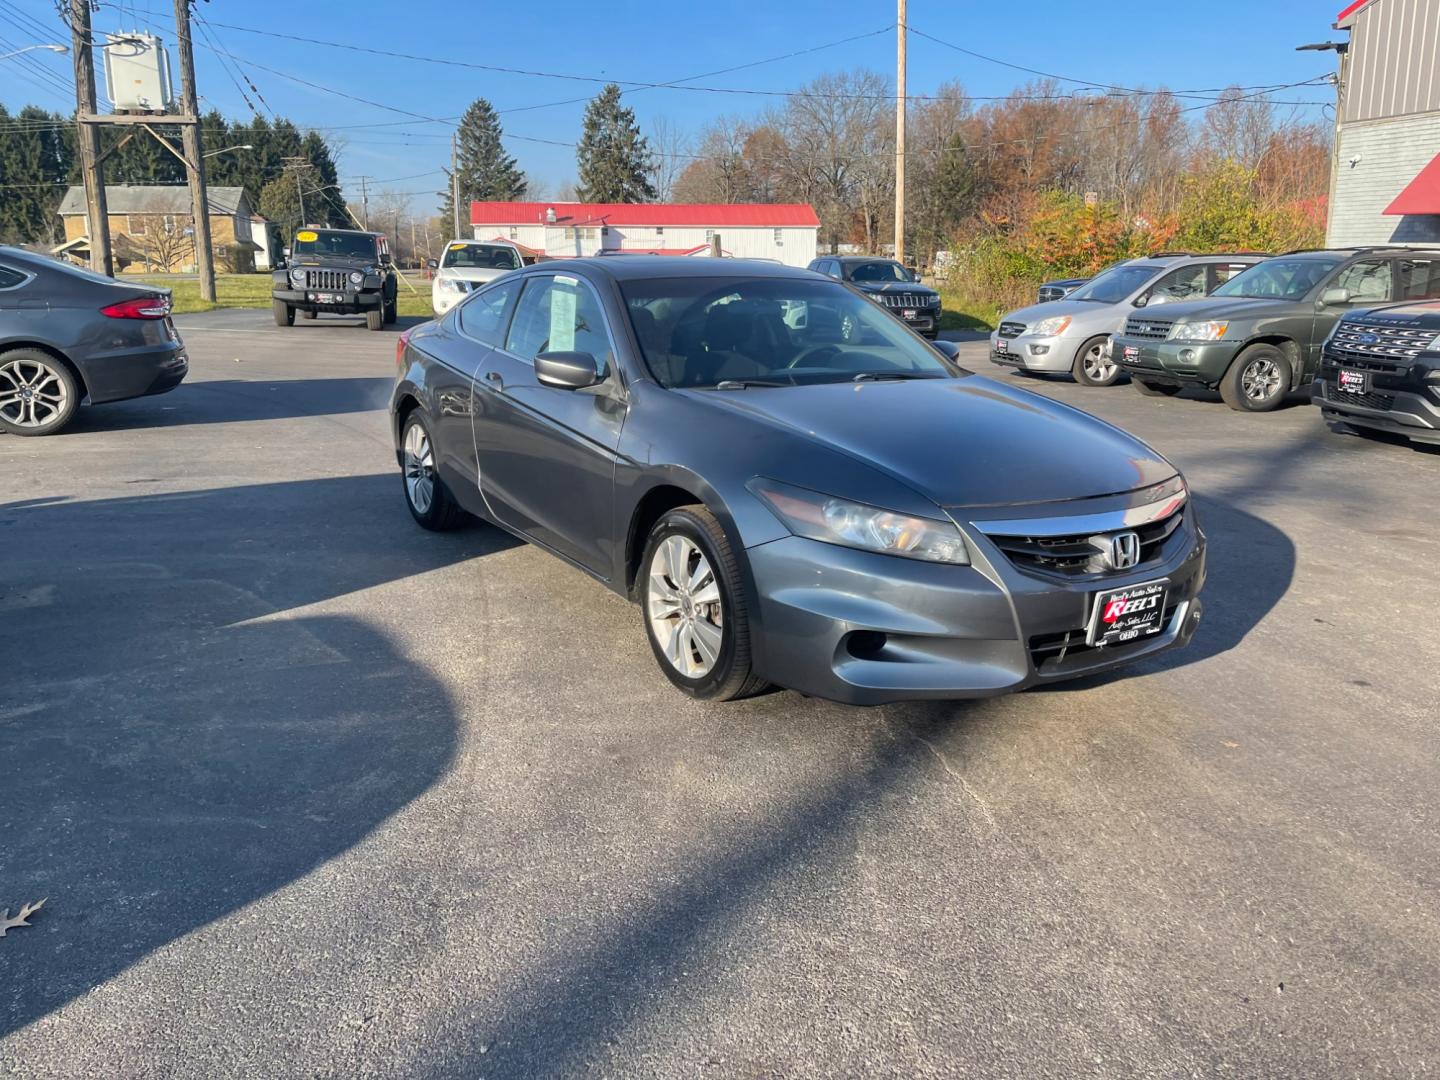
391 257 1206 705
0 246 188 436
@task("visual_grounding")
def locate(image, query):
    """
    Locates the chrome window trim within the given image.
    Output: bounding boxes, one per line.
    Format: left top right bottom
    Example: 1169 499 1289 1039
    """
0 263 36 291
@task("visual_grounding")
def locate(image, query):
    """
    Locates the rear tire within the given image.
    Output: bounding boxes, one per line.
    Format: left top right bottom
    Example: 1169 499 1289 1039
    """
1134 377 1182 397
366 307 384 331
383 293 398 324
400 411 466 530
640 506 769 702
1071 334 1122 386
272 299 294 326
1220 344 1291 412
0 348 79 436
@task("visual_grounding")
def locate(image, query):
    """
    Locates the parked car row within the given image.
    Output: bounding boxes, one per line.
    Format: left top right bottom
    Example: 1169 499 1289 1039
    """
992 245 1440 447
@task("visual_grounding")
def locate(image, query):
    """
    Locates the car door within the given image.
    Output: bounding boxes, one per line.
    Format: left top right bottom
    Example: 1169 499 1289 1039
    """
417 278 519 501
472 271 627 577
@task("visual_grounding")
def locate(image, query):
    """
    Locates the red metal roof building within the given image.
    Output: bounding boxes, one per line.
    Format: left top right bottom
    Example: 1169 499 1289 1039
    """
469 201 820 266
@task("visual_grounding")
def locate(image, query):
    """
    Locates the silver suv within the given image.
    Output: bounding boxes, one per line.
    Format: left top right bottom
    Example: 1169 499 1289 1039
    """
990 255 1266 386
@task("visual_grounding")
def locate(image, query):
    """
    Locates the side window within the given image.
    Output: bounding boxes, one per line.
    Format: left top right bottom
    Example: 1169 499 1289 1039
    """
1210 263 1250 290
1147 265 1207 305
504 275 614 374
1332 259 1393 302
824 261 841 278
1398 258 1440 300
457 279 518 345
0 264 28 289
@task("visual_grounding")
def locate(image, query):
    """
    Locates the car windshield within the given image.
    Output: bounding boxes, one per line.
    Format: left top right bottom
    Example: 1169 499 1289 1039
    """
442 243 522 271
1212 256 1344 300
845 260 914 283
291 230 377 260
621 276 958 389
1067 265 1161 303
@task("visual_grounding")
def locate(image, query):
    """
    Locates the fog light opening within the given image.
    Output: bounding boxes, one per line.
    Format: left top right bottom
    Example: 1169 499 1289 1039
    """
1178 348 1196 363
1030 344 1050 356
845 630 889 660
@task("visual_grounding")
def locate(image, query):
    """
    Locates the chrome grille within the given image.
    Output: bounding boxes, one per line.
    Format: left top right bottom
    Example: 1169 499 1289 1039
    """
304 269 348 291
874 292 928 309
1122 317 1174 340
998 321 1026 338
989 508 1184 578
1329 320 1434 362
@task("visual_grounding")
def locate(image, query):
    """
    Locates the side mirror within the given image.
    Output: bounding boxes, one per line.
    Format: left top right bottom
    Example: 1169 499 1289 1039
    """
427 258 439 270
273 256 287 270
930 339 961 360
282 247 291 258
379 251 393 266
1319 286 1351 306
1133 293 1149 308
535 351 603 389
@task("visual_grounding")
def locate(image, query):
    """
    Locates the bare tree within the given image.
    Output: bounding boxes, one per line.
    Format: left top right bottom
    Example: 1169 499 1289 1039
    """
129 214 193 272
646 116 692 202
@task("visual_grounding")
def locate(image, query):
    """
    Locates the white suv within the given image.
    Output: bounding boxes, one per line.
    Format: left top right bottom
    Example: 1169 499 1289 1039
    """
431 240 525 315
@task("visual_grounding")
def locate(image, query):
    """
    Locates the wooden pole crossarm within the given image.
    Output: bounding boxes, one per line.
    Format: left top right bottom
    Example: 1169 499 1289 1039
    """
141 124 199 172
93 130 138 167
79 113 198 125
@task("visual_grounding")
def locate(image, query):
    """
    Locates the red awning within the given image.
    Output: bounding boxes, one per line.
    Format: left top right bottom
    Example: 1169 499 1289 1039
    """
1384 153 1440 216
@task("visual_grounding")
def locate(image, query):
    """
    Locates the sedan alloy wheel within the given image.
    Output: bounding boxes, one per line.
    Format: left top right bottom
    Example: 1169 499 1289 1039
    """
0 352 77 435
403 420 435 515
647 535 724 678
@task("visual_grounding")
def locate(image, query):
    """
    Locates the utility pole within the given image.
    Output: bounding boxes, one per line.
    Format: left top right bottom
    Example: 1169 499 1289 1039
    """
173 0 215 301
409 216 417 267
69 0 111 276
894 0 907 266
283 156 309 225
451 132 463 239
358 175 371 229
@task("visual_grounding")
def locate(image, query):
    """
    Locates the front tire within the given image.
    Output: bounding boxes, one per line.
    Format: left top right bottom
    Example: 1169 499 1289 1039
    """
640 506 768 701
400 411 466 530
1134 377 1182 397
1072 335 1122 386
272 299 294 326
366 307 384 331
0 349 79 436
1220 344 1291 412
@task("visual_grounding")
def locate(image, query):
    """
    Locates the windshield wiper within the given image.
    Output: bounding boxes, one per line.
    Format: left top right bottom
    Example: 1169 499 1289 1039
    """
713 379 789 390
851 371 942 382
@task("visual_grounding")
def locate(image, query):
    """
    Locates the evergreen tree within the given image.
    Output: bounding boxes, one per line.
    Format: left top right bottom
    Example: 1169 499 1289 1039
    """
439 97 526 230
258 174 306 236
575 84 655 204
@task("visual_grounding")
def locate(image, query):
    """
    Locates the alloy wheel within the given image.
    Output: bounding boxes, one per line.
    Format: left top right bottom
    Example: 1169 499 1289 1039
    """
0 356 68 430
1241 357 1282 402
1082 343 1117 384
403 421 435 515
646 535 724 678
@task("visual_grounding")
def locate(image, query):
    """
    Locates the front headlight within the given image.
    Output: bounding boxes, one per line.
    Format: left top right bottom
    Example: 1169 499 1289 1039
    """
349 271 363 285
289 267 305 285
1030 315 1072 337
749 478 970 564
439 277 467 293
1426 333 1440 352
1168 320 1229 342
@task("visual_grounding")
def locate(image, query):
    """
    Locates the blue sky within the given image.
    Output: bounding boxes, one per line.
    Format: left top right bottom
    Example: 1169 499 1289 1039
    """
2 0 1345 212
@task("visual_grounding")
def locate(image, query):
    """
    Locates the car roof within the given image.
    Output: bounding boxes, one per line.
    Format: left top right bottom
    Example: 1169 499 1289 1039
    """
831 255 901 263
554 255 817 282
299 227 381 237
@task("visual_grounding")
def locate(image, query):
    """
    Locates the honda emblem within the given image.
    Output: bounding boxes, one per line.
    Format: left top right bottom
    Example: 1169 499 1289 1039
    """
1108 531 1141 570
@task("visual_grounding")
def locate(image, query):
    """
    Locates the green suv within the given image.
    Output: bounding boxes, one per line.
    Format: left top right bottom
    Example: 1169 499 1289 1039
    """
1109 248 1440 411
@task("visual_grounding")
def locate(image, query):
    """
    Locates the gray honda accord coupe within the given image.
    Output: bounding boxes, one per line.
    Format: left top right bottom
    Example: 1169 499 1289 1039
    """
391 257 1206 705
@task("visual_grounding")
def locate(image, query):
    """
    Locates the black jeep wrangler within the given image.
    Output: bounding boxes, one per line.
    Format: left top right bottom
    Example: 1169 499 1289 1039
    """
272 227 397 331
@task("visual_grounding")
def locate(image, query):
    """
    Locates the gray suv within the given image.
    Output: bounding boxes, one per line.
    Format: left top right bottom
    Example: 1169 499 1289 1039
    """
991 255 1265 386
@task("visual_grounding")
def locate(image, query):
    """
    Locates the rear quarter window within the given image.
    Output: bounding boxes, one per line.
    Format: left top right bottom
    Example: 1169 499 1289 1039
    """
0 264 29 289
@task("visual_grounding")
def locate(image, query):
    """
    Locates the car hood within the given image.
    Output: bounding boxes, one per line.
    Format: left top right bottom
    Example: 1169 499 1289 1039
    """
999 298 1105 325
437 266 514 284
1347 300 1440 325
1127 296 1282 323
687 376 1175 510
291 254 378 271
852 280 939 298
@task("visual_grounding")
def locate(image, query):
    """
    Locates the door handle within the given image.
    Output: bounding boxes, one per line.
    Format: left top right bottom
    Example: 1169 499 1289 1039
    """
482 370 503 390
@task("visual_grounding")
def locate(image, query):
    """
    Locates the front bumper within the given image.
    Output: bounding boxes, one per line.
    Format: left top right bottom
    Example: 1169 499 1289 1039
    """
273 288 382 314
1111 336 1242 385
989 331 1071 373
883 307 939 337
1314 373 1440 445
746 521 1207 706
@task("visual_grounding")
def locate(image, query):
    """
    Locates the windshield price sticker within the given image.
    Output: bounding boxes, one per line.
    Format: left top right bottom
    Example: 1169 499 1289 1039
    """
448 243 467 251
296 230 317 242
549 280 578 352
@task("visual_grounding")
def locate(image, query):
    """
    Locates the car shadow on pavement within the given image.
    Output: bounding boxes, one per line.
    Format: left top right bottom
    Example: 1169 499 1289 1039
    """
0 473 517 1038
56 377 396 433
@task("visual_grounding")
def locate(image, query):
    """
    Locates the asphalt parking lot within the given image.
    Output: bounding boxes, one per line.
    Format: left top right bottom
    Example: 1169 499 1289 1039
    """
4 308 1439 1079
